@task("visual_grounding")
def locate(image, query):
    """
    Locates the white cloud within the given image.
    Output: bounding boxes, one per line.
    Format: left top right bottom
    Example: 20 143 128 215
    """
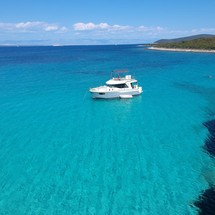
138 26 165 33
44 25 59 32
73 22 131 31
0 21 67 33
73 22 96 31
73 22 215 39
15 22 40 29
1 20 215 45
189 27 215 33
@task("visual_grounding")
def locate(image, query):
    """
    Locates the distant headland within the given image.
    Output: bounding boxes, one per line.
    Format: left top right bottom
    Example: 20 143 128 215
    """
148 34 215 53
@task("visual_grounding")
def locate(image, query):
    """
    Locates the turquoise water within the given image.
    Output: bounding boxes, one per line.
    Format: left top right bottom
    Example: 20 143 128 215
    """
0 45 215 214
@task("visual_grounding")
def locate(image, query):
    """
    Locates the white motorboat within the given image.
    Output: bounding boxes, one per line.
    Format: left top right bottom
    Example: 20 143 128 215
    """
89 70 143 99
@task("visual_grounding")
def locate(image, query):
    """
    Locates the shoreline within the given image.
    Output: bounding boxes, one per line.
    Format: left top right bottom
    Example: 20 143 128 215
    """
148 46 215 53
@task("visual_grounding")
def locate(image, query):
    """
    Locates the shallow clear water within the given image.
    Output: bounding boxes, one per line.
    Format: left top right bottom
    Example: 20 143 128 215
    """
0 45 215 214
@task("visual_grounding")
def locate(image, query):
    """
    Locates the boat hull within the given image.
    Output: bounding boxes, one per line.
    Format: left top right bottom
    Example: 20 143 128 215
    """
90 88 142 99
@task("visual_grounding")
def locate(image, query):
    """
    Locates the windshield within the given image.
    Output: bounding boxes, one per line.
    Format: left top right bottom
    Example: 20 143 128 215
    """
108 84 128 88
131 82 138 88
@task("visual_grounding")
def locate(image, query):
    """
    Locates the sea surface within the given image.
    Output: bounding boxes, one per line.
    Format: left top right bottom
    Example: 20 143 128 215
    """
0 45 215 215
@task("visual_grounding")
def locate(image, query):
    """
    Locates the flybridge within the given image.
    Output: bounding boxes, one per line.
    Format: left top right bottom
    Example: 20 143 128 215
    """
111 69 129 78
112 69 129 73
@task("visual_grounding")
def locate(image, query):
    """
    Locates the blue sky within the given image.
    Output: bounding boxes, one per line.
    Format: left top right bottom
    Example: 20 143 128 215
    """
0 0 215 45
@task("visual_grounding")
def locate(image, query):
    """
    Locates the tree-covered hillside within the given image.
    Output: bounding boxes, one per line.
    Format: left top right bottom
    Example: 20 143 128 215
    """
155 34 215 44
154 37 215 50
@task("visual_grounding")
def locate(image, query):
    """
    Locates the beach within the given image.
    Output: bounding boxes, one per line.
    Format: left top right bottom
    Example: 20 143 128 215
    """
148 46 215 53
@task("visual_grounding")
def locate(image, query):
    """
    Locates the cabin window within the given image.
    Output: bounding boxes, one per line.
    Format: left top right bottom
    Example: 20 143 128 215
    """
99 93 105 95
108 84 128 88
131 82 137 89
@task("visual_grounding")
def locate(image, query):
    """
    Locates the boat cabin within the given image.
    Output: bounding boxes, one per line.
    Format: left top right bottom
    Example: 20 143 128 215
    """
106 75 139 89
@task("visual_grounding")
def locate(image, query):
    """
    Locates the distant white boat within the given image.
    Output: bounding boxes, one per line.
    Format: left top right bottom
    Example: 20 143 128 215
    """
89 70 143 99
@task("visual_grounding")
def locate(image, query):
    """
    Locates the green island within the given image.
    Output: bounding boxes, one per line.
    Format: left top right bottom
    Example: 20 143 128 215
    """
153 37 215 50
